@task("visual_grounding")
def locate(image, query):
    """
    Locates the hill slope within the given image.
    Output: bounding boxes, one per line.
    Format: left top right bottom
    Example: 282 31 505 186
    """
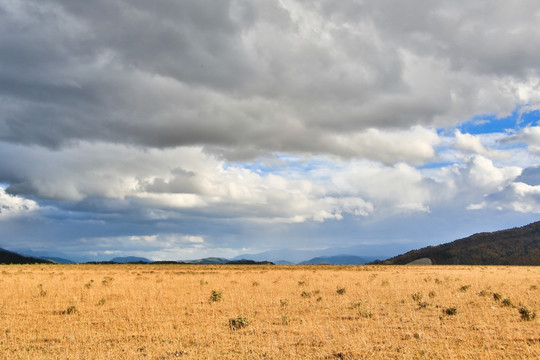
379 221 540 265
0 248 53 264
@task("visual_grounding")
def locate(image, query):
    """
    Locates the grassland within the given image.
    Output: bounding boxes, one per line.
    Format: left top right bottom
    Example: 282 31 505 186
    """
0 265 538 359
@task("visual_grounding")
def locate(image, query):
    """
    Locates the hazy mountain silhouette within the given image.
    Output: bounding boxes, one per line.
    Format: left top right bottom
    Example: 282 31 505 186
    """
181 257 229 264
111 256 151 263
40 256 75 264
299 255 375 265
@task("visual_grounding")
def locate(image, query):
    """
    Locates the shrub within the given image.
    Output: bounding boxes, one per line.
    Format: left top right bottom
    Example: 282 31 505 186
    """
336 287 346 295
301 291 312 298
359 310 373 318
428 291 436 298
411 292 422 302
478 290 489 297
66 305 78 315
518 307 536 321
501 298 512 307
229 316 250 330
209 290 223 303
443 307 457 316
493 293 502 301
252 281 259 287
417 301 429 309
459 285 471 292
351 301 363 309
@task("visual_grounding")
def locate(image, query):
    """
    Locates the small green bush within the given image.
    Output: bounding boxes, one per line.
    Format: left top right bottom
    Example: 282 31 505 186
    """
443 307 457 316
411 292 422 302
518 307 536 321
478 290 489 297
351 301 363 309
417 301 429 309
209 290 223 303
359 310 373 318
66 305 78 315
229 316 250 330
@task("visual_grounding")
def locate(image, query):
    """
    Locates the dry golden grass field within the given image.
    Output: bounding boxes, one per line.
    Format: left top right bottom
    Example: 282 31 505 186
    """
0 264 538 359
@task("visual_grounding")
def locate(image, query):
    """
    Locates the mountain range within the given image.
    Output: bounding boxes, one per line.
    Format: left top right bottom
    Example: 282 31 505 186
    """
2 220 539 265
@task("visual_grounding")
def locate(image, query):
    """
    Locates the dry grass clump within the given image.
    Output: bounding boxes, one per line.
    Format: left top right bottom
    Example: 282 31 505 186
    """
0 264 538 359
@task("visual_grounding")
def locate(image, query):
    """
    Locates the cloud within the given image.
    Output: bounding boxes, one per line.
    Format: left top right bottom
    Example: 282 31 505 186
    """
74 233 209 261
486 182 540 213
0 141 377 223
0 187 39 220
454 130 507 159
1 0 539 161
512 126 540 155
1 1 540 258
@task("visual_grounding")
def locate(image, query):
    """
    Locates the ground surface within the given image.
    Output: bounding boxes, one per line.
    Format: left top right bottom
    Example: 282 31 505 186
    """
0 265 538 359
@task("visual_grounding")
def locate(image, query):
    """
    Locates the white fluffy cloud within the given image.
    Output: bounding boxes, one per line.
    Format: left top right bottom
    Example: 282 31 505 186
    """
0 188 39 220
454 130 507 159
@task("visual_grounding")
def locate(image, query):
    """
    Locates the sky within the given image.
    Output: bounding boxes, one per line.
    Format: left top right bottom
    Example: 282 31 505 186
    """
1 0 540 262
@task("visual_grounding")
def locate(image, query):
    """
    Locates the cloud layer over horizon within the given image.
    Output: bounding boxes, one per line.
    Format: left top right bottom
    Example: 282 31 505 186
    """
1 0 540 261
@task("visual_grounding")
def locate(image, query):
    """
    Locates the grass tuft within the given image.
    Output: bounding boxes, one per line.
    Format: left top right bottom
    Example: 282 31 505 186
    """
209 290 223 303
229 316 250 330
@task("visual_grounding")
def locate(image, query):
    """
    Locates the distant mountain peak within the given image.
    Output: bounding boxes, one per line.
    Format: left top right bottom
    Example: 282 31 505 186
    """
300 255 372 265
110 256 151 263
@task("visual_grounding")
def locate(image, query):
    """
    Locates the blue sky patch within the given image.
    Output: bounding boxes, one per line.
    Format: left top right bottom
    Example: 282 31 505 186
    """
457 107 539 135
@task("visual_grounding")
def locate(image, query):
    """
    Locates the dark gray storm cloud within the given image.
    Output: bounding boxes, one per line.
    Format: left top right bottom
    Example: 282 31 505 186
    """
1 0 539 157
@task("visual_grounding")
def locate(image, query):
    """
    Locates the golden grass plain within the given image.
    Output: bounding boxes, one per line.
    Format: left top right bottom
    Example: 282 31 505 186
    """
0 265 538 359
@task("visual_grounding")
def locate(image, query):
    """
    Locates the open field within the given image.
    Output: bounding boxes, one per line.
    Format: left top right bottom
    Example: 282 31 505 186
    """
0 265 538 359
